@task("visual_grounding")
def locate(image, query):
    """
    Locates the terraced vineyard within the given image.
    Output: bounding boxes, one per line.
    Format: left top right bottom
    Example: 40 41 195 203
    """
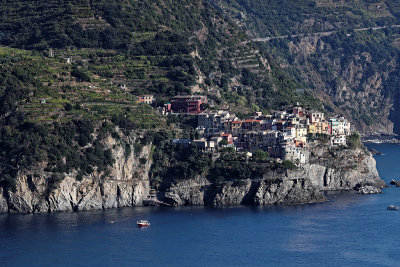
0 46 168 128
0 0 325 186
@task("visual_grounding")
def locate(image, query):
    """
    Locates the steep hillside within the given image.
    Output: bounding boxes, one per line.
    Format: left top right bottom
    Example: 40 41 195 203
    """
0 0 320 112
210 0 400 135
0 0 386 213
0 0 321 194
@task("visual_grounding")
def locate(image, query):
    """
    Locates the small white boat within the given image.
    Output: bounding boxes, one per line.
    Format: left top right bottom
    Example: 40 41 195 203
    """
137 220 150 227
387 205 399 210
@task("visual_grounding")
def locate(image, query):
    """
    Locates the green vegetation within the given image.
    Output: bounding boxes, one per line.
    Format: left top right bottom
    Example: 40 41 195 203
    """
252 150 269 162
0 0 337 191
0 0 324 112
150 141 297 189
347 132 362 149
219 139 229 146
0 0 202 50
0 119 115 191
212 0 400 36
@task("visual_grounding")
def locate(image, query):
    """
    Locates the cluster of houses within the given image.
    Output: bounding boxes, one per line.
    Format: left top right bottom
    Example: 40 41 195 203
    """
190 105 351 164
136 94 353 165
137 94 208 114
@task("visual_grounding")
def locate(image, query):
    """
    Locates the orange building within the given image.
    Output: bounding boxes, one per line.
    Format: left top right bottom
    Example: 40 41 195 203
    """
138 95 154 104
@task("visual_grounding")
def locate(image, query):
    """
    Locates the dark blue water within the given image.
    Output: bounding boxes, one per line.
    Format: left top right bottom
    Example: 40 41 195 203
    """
1 144 400 267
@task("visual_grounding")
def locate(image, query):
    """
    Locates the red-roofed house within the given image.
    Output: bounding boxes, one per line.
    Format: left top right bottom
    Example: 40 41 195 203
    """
221 133 233 144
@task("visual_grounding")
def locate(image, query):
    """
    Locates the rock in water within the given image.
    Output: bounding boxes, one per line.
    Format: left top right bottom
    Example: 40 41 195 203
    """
390 179 400 187
357 186 382 195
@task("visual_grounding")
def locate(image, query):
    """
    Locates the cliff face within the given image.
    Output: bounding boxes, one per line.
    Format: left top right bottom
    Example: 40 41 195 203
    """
284 36 398 135
163 176 325 206
0 133 152 214
161 147 384 207
307 146 385 190
0 139 384 213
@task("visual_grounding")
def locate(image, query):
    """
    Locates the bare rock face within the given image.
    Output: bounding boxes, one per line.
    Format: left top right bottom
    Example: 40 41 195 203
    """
164 177 211 206
0 132 152 214
132 181 150 205
101 182 119 209
213 180 253 206
357 186 382 195
47 177 107 212
0 135 384 213
163 176 325 207
161 147 383 207
254 178 323 205
7 175 49 214
0 188 9 213
308 147 385 191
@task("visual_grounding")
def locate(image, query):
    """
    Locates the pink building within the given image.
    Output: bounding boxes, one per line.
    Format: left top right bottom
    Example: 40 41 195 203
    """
168 95 207 114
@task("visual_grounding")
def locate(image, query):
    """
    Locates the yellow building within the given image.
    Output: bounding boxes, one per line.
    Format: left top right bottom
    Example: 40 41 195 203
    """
307 124 316 134
295 126 308 143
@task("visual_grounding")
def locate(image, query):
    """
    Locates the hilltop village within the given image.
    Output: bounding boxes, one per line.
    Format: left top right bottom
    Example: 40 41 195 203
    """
145 95 353 165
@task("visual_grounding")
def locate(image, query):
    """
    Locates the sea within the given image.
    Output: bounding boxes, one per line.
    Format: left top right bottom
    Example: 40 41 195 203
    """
1 143 400 267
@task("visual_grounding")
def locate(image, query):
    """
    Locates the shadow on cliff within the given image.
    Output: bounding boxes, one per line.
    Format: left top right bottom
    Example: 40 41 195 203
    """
389 91 400 136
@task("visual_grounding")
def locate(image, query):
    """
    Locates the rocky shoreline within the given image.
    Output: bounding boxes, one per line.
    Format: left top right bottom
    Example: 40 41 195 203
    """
0 138 385 214
362 134 400 144
159 147 385 207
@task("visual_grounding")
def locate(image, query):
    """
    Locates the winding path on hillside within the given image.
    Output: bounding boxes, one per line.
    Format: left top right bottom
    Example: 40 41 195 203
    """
253 24 400 42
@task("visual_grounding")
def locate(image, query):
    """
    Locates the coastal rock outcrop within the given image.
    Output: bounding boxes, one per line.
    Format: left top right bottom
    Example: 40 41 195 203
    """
7 175 49 214
0 138 384 213
163 176 325 207
253 178 324 205
161 146 384 207
390 179 400 187
307 146 385 191
0 133 152 214
356 186 382 195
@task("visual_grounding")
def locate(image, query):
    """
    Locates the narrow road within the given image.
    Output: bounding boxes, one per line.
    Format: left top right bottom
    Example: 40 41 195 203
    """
81 102 137 108
253 24 400 42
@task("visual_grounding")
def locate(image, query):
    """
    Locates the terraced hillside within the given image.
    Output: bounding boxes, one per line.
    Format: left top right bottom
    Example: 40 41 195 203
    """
210 0 400 134
0 0 321 112
0 0 323 190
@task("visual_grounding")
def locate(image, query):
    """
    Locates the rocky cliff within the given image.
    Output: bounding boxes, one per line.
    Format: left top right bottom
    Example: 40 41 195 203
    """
163 176 325 207
307 146 385 190
0 133 152 214
160 147 384 207
282 35 399 135
0 139 385 213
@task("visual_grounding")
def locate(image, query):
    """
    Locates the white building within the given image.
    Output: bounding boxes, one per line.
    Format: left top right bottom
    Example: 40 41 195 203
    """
331 135 347 146
197 111 236 137
194 139 216 153
282 145 308 164
310 112 325 123
330 117 351 136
